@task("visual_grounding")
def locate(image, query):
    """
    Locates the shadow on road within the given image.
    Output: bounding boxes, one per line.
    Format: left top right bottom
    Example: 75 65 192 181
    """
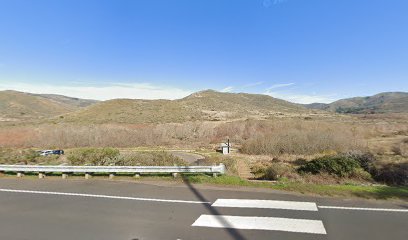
181 175 247 240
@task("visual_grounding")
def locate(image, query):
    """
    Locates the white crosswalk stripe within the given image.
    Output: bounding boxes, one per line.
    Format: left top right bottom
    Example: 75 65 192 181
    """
212 199 318 211
192 198 327 235
192 215 327 234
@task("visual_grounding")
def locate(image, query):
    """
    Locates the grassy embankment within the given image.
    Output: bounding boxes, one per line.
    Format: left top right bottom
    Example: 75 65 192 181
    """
183 175 408 201
1 145 407 201
1 171 405 200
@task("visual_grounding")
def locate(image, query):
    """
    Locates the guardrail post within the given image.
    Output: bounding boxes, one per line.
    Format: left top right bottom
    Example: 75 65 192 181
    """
62 173 68 179
85 173 91 179
172 164 178 178
219 163 226 175
213 173 218 177
38 172 45 179
109 173 115 179
17 172 24 178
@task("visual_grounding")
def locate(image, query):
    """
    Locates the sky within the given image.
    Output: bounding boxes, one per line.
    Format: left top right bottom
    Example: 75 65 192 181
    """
0 0 407 103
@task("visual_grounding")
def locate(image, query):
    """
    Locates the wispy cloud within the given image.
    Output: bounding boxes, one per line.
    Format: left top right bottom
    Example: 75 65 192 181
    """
265 90 335 104
221 86 234 92
0 81 194 100
266 82 295 90
243 81 264 88
263 0 287 8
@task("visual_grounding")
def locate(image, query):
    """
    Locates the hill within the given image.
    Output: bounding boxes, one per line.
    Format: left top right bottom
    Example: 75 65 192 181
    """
305 92 408 114
0 90 98 121
63 90 309 124
31 93 98 108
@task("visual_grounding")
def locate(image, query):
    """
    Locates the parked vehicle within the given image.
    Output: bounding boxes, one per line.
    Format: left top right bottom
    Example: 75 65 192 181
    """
38 150 64 156
52 150 64 155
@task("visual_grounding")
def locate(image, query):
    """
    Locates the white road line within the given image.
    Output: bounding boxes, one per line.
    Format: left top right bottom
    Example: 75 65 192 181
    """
0 188 210 204
212 199 318 211
192 214 327 234
319 205 408 212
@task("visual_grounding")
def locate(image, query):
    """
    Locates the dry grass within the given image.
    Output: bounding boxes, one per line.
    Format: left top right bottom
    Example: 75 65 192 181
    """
1 115 407 171
242 121 364 155
0 90 87 120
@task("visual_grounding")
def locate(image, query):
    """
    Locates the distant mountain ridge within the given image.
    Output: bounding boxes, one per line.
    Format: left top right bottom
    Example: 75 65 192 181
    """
62 90 308 124
30 93 98 108
0 90 98 120
2 90 407 123
304 92 408 114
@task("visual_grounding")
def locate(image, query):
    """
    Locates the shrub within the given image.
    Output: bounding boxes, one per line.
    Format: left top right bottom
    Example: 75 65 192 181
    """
199 155 238 175
298 155 362 177
391 145 402 155
0 148 41 164
251 162 295 180
112 151 187 166
341 151 376 173
240 126 361 155
350 168 373 181
67 148 120 165
398 138 408 157
263 163 292 180
373 162 408 186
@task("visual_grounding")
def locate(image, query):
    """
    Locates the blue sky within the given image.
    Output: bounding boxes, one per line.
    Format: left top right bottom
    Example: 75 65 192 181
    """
0 0 407 103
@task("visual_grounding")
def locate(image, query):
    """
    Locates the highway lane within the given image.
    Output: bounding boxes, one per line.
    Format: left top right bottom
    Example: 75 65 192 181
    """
0 178 407 240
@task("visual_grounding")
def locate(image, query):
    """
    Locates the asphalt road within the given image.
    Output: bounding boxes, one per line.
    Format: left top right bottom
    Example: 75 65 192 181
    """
0 178 407 240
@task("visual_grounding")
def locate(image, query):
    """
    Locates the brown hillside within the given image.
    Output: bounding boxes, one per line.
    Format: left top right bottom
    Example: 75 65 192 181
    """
63 90 309 124
305 92 408 114
0 90 97 121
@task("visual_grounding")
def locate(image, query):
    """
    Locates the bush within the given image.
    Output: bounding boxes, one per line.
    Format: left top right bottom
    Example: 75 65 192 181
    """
341 151 376 173
373 162 408 186
0 148 41 164
298 155 362 177
350 168 373 181
240 126 361 155
199 155 238 175
391 145 402 155
0 148 65 165
68 149 187 166
67 148 120 165
113 151 187 166
251 162 295 180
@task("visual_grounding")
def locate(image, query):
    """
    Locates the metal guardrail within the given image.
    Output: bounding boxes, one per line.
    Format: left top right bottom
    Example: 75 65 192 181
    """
0 164 226 177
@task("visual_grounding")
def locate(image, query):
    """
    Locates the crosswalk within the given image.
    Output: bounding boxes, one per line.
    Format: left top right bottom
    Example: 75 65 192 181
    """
192 198 327 235
212 199 319 211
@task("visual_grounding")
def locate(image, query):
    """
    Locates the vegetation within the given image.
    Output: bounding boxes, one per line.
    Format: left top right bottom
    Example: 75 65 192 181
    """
67 148 187 166
298 155 363 177
112 151 188 166
0 148 61 165
1 90 407 199
0 90 95 120
240 125 360 155
251 162 294 180
374 162 408 186
183 175 408 200
306 92 408 114
61 90 306 124
250 152 407 187
67 147 120 165
199 155 239 175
